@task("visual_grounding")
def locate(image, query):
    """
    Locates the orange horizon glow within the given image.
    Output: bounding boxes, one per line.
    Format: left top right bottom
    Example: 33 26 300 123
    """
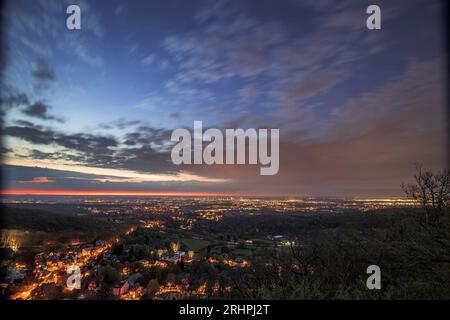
0 189 242 197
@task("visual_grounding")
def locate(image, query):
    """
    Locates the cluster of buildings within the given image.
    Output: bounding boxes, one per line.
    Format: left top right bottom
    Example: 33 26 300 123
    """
3 211 256 301
4 234 203 300
1 260 27 286
3 240 111 299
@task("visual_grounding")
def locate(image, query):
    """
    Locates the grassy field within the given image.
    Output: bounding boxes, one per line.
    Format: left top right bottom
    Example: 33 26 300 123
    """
232 247 253 255
181 237 210 253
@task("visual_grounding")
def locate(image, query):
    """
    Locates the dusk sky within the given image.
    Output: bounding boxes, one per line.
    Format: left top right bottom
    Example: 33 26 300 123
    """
0 0 447 196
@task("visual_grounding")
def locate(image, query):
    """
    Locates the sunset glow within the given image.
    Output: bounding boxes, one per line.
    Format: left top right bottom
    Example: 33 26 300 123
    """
0 189 241 197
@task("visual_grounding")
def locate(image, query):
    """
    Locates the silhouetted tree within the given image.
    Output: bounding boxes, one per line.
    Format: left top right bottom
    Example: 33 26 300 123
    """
402 164 449 224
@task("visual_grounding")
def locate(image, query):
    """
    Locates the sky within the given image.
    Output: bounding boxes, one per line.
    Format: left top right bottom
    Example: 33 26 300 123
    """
0 0 448 197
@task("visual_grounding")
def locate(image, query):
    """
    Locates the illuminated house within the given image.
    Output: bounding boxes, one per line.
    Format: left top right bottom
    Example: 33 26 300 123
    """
112 273 142 297
88 280 97 292
112 281 129 296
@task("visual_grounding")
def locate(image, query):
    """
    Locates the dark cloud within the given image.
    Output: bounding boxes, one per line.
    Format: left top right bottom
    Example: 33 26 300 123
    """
28 149 87 164
169 112 180 119
3 124 53 145
3 122 178 174
0 93 29 109
0 85 62 122
122 132 140 146
98 119 145 130
31 59 55 81
4 122 116 156
14 120 35 127
0 86 30 110
0 146 13 155
114 145 177 173
121 126 174 151
21 101 63 122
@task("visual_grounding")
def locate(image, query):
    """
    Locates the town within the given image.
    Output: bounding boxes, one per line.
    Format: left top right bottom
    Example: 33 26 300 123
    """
2 195 445 300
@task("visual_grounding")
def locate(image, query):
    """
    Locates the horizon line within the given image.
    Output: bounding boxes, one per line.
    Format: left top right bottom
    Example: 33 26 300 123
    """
0 189 243 197
0 189 409 200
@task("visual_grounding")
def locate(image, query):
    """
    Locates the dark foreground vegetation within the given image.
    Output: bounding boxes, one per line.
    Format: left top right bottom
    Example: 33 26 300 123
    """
0 166 448 299
237 208 449 299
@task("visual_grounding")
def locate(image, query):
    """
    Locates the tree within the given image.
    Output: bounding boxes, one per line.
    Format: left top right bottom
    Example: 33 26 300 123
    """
402 164 449 224
111 242 124 255
1 232 20 252
170 242 180 253
402 164 450 269
166 273 176 285
146 279 160 298
129 244 150 261
99 266 120 285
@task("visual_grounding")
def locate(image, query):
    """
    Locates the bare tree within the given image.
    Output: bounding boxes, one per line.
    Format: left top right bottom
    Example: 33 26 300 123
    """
401 163 449 224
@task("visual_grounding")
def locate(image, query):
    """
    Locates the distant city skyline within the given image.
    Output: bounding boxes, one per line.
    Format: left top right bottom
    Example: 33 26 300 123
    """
0 0 447 196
